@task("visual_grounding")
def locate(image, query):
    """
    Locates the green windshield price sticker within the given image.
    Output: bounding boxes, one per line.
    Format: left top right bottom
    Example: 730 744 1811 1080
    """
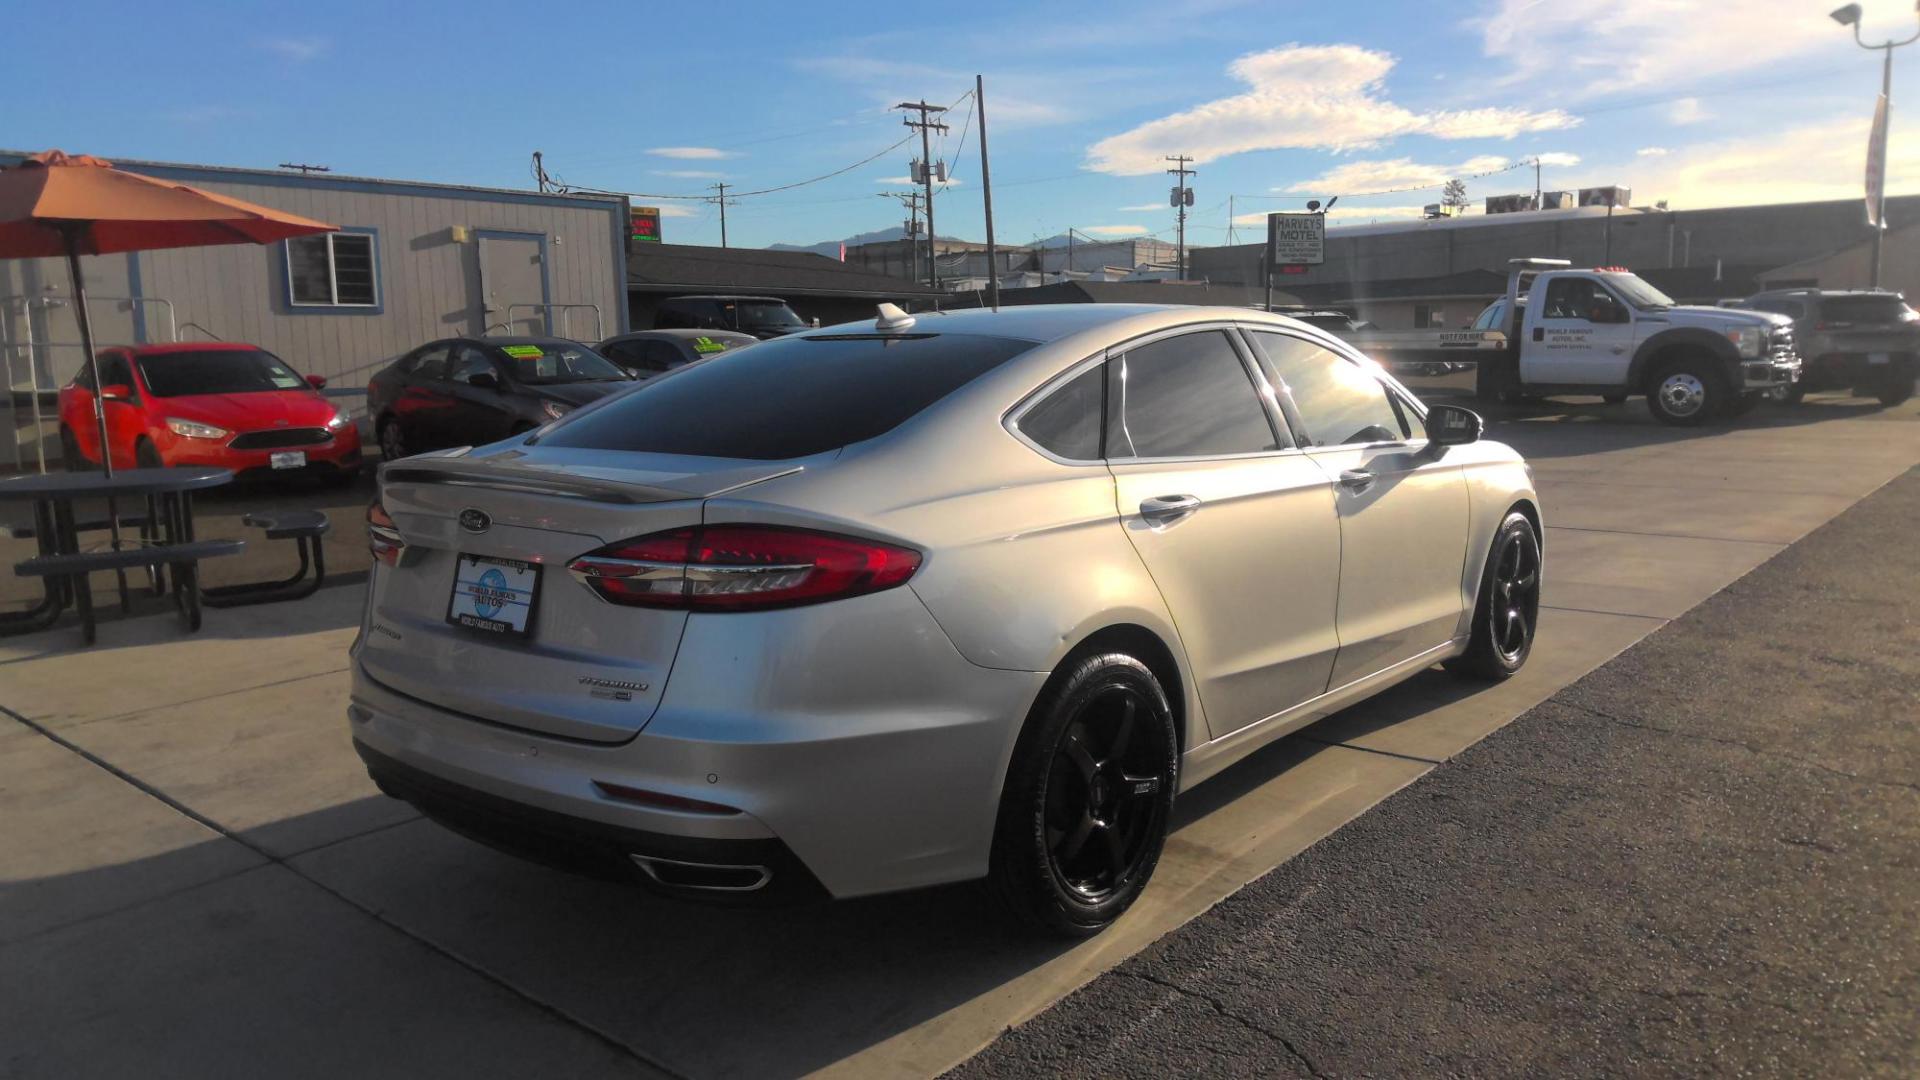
692 336 729 355
501 345 544 359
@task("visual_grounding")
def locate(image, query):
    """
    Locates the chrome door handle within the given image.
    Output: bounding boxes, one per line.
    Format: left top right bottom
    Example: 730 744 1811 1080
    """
1338 469 1375 492
1139 494 1201 522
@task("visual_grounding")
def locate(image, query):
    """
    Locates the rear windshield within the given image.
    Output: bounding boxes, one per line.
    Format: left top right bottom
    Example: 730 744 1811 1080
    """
498 342 626 384
137 349 306 397
540 332 1036 460
1820 295 1911 324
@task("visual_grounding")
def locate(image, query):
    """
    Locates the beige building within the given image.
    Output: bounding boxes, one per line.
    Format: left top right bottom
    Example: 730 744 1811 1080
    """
2 151 629 470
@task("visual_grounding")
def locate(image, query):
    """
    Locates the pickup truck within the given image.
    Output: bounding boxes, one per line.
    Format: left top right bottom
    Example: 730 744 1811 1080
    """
1335 259 1801 426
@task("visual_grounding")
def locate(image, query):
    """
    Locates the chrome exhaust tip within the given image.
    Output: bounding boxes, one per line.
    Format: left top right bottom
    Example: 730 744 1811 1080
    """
629 854 772 892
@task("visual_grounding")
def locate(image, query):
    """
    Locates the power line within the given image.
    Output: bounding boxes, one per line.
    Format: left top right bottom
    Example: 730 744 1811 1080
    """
558 130 918 201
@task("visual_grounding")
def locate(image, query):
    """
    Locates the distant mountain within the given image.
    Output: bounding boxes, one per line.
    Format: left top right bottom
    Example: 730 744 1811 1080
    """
766 226 967 258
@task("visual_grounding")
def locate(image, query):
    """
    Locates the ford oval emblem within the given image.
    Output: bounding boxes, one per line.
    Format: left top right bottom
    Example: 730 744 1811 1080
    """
458 508 491 534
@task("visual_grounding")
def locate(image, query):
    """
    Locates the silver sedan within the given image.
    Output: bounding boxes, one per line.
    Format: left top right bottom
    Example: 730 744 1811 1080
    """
349 303 1541 936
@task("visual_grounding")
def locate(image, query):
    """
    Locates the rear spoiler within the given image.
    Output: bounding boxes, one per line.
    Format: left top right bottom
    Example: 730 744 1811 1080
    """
380 453 802 505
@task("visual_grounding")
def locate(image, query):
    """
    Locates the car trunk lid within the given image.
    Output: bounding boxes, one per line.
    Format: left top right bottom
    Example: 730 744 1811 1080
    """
358 448 800 743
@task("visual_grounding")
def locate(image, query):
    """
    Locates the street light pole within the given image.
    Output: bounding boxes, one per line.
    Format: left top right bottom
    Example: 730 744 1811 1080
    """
1832 2 1920 288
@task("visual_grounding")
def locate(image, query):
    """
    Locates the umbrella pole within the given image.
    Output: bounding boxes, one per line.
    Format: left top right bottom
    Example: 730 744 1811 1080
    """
62 231 112 480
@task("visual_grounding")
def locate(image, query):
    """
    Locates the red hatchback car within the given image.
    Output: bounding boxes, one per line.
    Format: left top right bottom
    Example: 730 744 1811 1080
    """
59 343 362 480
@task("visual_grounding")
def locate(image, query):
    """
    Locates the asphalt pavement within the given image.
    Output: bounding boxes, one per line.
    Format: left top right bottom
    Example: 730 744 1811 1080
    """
952 466 1920 1078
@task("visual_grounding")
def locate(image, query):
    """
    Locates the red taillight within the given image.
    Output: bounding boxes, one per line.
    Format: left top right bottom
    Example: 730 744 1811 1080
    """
568 524 921 612
367 500 405 567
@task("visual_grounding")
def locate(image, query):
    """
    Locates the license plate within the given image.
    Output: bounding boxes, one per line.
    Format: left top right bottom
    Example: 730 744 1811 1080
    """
447 554 540 637
270 450 307 469
1869 352 1891 365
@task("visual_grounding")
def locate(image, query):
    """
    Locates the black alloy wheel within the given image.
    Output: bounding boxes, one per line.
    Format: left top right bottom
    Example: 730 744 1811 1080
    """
1044 688 1165 901
991 652 1178 936
378 417 407 461
1450 511 1541 680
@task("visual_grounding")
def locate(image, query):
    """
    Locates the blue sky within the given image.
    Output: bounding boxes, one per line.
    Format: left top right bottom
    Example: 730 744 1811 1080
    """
5 0 1918 249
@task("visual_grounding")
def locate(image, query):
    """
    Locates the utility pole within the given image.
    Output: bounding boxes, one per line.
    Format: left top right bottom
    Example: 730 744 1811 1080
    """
1166 155 1195 280
531 151 550 194
278 162 330 175
1832 2 1920 288
711 182 732 248
977 74 1000 310
879 191 924 281
897 100 950 289
1532 156 1541 209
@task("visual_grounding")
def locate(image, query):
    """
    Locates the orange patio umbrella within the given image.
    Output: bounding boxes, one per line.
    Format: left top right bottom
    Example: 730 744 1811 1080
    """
0 149 336 475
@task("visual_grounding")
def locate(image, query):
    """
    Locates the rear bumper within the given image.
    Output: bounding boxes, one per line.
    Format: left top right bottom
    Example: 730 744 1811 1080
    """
347 583 1049 900
1802 350 1915 386
354 739 829 904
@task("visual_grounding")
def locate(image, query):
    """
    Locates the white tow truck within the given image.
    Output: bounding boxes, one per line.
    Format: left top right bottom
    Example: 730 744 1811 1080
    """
1343 259 1802 426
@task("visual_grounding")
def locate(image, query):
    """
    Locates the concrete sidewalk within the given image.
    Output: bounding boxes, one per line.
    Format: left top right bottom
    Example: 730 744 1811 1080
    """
2 392 1917 1079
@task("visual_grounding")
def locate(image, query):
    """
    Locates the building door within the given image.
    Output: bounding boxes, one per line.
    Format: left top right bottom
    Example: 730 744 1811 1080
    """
476 232 550 336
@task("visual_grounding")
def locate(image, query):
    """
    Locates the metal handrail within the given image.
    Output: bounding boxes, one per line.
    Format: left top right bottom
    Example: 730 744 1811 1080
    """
1 294 178 473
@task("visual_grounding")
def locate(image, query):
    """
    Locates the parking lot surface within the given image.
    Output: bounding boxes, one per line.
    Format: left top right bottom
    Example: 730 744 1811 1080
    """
953 461 1920 1079
2 390 1917 1078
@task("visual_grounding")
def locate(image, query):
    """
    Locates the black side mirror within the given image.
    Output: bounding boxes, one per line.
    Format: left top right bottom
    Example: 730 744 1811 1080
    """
467 371 501 391
1425 403 1483 446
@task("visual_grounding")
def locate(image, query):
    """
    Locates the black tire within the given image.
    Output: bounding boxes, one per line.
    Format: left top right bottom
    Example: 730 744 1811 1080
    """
1448 511 1542 681
1644 353 1729 426
1877 357 1916 407
989 652 1178 937
1772 383 1808 406
134 438 163 469
377 417 408 461
1725 392 1761 418
59 426 89 471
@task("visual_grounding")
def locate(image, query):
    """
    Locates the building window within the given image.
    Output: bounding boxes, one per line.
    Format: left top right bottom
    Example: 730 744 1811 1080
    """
1413 304 1445 329
286 231 379 307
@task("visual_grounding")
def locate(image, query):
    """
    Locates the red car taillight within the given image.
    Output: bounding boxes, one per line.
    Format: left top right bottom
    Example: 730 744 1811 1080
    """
367 500 405 567
568 525 921 612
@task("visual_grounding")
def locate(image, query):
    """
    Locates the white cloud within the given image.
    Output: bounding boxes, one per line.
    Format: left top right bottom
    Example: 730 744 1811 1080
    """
1233 205 1433 227
1082 224 1151 236
1118 202 1169 211
1637 147 1670 158
873 176 962 186
1280 154 1512 194
1669 98 1711 126
1086 44 1577 176
647 147 738 160
1572 117 1920 210
1477 0 1833 96
654 169 726 179
1535 152 1581 167
258 36 329 62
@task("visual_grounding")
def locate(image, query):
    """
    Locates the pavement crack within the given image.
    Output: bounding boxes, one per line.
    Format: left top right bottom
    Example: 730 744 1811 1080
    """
1562 702 1920 794
1120 969 1328 1079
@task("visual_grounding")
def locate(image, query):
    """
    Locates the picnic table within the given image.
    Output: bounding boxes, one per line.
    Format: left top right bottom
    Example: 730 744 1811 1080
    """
0 466 240 643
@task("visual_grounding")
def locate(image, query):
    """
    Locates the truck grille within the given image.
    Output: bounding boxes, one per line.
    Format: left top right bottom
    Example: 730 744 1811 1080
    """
1768 326 1797 361
229 427 333 450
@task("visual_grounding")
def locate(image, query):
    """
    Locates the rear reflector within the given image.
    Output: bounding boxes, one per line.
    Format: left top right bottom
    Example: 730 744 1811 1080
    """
593 780 741 816
367 501 404 567
568 524 921 612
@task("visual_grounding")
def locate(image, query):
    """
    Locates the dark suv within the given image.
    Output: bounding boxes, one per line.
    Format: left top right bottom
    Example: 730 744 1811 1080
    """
1739 289 1917 406
652 295 807 340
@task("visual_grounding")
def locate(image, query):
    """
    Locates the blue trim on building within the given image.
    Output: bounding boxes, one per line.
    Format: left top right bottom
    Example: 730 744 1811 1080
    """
278 226 384 316
611 197 631 335
474 229 553 334
125 252 147 344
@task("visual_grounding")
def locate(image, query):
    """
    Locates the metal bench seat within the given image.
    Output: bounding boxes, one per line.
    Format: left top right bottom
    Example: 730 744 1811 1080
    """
16 539 244 643
202 510 331 609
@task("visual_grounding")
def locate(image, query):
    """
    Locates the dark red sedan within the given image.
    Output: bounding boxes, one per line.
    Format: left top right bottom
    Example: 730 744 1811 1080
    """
58 342 362 480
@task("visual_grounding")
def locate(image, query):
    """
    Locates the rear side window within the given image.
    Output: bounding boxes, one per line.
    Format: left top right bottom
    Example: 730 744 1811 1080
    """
541 332 1036 460
1108 331 1279 459
1751 298 1805 318
1251 331 1407 447
1016 363 1104 461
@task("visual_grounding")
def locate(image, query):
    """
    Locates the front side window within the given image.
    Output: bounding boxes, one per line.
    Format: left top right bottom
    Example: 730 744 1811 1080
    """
1250 332 1407 447
137 349 306 397
542 332 1035 460
286 232 378 307
1542 278 1626 321
447 346 497 385
1016 363 1104 461
1107 331 1279 460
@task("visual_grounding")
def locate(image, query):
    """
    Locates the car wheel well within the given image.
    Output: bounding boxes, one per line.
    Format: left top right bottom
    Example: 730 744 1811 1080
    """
1057 624 1187 755
1509 498 1542 551
1636 344 1718 393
